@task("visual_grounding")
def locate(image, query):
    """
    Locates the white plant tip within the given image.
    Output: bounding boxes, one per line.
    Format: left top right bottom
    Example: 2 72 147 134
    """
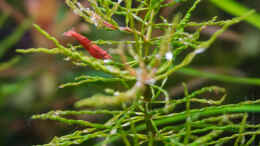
73 9 81 15
156 54 161 59
76 2 82 8
122 122 130 127
79 7 85 11
64 57 71 61
54 111 60 116
91 16 99 26
117 0 123 4
195 48 206 54
104 59 111 64
136 81 142 88
114 91 120 96
127 44 133 49
71 46 76 51
165 51 173 61
84 8 91 12
136 68 142 80
145 78 156 85
111 129 117 134
134 55 139 60
106 65 114 72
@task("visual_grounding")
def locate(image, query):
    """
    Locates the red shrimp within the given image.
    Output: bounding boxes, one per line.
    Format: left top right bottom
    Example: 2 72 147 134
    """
64 30 111 59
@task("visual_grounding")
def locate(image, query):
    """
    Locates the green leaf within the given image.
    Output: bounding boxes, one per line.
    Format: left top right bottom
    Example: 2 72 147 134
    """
150 0 164 8
0 19 31 57
179 67 260 86
210 0 260 30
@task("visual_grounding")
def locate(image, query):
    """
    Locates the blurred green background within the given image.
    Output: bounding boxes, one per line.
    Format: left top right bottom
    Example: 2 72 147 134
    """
0 0 259 145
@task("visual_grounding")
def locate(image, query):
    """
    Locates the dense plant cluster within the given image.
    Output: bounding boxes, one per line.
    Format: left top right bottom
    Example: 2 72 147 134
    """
17 0 260 145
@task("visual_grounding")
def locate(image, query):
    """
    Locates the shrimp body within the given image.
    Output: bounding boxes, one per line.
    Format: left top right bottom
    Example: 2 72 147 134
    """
64 30 111 59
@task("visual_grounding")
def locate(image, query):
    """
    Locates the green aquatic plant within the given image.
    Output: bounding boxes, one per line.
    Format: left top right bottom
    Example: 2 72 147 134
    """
0 13 31 101
210 0 260 30
18 0 260 145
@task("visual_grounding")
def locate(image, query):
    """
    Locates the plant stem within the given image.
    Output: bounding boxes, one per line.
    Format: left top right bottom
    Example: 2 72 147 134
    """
144 100 154 146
